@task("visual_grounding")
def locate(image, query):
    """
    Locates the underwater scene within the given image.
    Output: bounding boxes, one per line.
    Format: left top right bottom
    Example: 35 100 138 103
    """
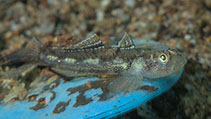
0 0 210 119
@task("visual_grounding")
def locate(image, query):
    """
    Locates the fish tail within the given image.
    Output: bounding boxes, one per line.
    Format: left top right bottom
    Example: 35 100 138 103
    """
0 38 43 66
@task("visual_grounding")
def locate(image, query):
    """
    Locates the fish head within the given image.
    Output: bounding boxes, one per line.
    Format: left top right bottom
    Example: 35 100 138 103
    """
141 47 187 78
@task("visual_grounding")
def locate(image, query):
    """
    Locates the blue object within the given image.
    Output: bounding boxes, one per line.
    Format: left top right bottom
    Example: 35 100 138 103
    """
0 40 185 119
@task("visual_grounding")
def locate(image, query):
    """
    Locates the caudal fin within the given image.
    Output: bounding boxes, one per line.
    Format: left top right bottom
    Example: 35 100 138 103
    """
0 38 43 66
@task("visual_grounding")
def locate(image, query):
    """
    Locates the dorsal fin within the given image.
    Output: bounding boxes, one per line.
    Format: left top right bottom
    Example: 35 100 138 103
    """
117 32 135 49
73 34 104 49
26 37 43 49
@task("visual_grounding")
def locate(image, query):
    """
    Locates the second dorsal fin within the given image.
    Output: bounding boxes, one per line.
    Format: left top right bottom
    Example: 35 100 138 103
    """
73 34 104 49
117 32 135 49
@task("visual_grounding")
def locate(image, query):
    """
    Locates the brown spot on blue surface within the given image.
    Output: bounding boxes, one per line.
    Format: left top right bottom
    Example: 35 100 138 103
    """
66 79 112 106
42 78 60 91
30 97 46 111
138 85 158 92
28 94 38 101
73 94 93 107
66 84 94 107
113 105 118 109
28 91 56 111
50 91 56 102
53 100 71 114
86 81 92 88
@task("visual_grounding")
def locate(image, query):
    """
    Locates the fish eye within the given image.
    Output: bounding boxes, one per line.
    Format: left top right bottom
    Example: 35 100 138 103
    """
159 54 168 63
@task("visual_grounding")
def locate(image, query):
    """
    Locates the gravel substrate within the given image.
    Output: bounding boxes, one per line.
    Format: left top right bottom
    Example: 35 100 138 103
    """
0 0 210 119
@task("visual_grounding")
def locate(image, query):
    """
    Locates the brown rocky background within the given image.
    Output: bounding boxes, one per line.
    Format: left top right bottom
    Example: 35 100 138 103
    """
0 0 210 119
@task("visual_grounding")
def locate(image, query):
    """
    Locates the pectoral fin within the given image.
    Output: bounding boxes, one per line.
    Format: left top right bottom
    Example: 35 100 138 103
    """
108 72 143 94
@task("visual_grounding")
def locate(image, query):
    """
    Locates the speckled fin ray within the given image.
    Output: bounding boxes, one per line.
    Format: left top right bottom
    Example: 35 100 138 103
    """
26 37 43 50
118 32 135 49
73 34 104 49
108 72 143 94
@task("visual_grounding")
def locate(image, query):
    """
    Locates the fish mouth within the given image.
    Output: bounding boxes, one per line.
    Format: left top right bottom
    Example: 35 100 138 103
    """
174 55 187 74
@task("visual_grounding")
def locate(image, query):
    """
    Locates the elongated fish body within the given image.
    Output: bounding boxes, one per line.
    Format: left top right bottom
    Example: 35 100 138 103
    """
39 34 185 80
0 33 186 93
0 33 187 119
36 34 145 78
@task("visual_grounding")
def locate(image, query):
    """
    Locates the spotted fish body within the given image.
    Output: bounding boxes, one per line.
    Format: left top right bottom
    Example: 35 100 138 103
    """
0 33 187 119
